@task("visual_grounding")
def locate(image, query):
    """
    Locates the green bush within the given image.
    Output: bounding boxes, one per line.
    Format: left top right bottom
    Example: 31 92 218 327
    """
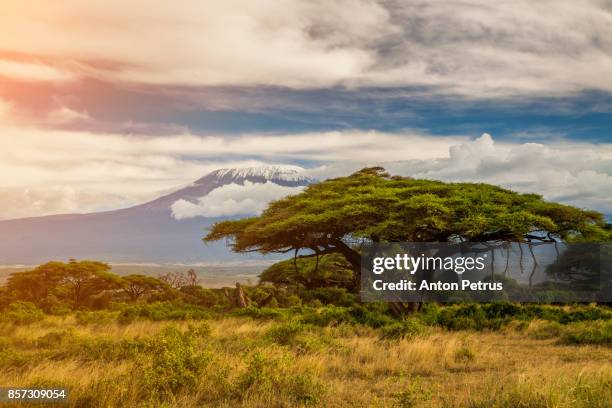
266 321 308 345
36 330 76 348
454 346 476 363
298 287 357 306
139 325 212 396
231 306 289 320
235 352 325 405
380 319 427 340
75 310 118 325
527 321 564 339
287 373 327 405
118 301 210 323
559 320 612 346
3 301 44 324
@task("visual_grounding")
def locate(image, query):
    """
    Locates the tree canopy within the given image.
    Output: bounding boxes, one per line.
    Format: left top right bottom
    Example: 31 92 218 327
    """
260 253 353 289
4 260 170 310
205 167 608 291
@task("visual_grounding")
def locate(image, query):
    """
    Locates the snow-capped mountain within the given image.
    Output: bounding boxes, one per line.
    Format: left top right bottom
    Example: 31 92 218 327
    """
0 166 313 264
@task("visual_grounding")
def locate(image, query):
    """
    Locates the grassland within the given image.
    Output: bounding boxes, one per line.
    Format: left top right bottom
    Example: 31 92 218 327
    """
0 310 610 407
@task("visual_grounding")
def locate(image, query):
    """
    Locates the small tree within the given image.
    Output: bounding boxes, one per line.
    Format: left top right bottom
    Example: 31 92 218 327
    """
122 274 168 301
60 260 122 307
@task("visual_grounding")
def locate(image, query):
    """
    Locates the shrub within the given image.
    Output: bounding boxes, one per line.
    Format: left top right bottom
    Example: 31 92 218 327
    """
3 301 44 324
380 319 427 340
560 320 612 346
454 346 476 363
235 352 325 405
266 321 308 345
287 373 326 405
36 330 76 348
139 326 212 396
527 320 563 339
298 287 357 306
75 310 117 325
231 306 289 321
118 301 210 323
393 378 433 408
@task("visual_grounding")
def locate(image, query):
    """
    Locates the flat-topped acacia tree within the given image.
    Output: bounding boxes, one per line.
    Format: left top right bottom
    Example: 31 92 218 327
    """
204 167 608 298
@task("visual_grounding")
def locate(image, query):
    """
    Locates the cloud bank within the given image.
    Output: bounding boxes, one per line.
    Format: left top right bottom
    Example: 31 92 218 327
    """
171 181 305 219
0 105 610 219
387 134 612 214
1 1 612 97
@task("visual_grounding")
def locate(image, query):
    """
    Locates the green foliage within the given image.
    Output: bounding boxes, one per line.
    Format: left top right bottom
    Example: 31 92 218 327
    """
179 285 227 307
466 373 612 408
265 321 308 345
139 325 212 396
380 319 427 340
299 305 395 328
121 274 168 301
559 320 612 345
527 321 564 340
454 346 476 363
206 167 607 292
231 305 290 320
235 352 326 405
2 301 44 324
36 329 76 348
117 301 211 323
424 303 612 331
260 253 353 289
74 310 118 325
5 260 122 309
393 378 433 408
298 287 357 306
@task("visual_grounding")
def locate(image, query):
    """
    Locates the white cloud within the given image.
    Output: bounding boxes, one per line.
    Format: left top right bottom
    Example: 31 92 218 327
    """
0 119 610 219
1 1 611 96
171 181 305 219
384 134 612 214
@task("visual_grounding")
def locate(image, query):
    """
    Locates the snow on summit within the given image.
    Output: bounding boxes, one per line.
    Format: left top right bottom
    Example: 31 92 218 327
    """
209 165 311 183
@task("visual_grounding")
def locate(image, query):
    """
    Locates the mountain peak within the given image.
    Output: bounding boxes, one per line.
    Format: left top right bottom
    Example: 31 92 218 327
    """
199 165 312 184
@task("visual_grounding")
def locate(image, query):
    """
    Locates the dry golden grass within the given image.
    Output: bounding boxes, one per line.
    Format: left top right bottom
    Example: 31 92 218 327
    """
0 316 610 407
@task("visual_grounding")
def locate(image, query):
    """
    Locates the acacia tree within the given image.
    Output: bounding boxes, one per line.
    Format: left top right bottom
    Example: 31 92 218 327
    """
6 260 122 308
6 262 68 303
205 168 608 300
122 274 168 301
59 260 122 307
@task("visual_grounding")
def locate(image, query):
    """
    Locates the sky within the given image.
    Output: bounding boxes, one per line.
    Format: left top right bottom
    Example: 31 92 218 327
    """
0 0 611 219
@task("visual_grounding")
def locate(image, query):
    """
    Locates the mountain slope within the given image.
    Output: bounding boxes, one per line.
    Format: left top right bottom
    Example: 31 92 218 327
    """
0 166 312 264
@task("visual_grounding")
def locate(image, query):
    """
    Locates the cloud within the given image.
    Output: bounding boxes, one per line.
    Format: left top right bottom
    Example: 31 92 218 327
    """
171 181 305 219
384 134 612 214
44 107 90 126
0 186 131 220
0 117 610 219
1 1 611 96
0 59 72 82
